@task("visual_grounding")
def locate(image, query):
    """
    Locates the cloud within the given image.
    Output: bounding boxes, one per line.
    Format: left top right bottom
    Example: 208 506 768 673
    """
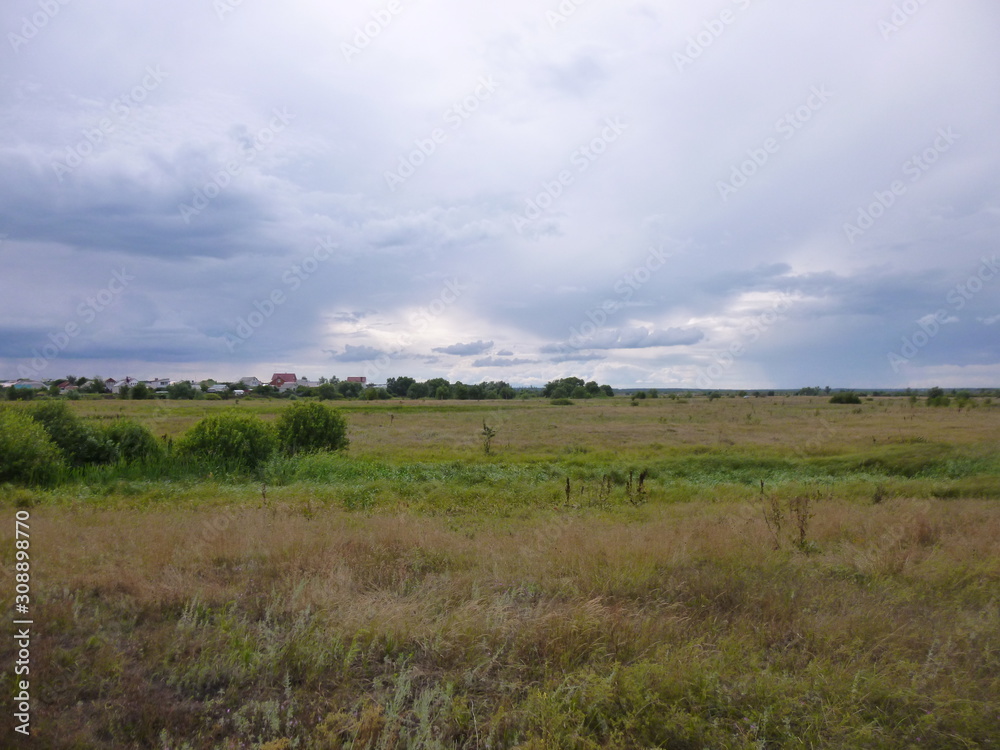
543 327 705 354
547 352 606 364
325 345 388 362
472 356 538 367
433 340 494 356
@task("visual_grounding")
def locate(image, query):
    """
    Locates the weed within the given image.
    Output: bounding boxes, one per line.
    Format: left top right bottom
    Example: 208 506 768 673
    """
788 493 814 551
873 483 888 504
481 420 497 455
625 469 649 507
761 483 784 551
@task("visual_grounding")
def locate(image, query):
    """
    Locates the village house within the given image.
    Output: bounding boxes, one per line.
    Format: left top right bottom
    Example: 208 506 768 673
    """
270 373 298 392
1 379 46 390
105 376 139 394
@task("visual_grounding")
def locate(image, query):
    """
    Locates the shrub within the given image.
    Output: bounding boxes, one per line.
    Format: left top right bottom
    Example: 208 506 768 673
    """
101 418 163 463
0 408 65 484
167 381 198 400
28 400 116 466
926 386 951 407
829 392 861 404
178 410 277 469
275 401 349 455
550 398 574 406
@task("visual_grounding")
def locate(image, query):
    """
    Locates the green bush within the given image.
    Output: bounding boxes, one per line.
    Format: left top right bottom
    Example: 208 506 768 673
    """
550 398 574 406
275 401 349 455
829 392 861 404
178 410 276 469
28 400 116 466
0 408 65 484
101 418 163 463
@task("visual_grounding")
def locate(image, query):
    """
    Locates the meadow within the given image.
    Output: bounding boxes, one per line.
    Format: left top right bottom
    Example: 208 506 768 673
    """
1 395 998 748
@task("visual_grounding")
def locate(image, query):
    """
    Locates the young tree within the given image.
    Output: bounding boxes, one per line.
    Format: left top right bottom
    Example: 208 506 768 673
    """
316 382 340 400
337 381 364 399
406 382 429 399
178 411 277 469
275 401 349 454
28 401 116 466
130 382 152 400
167 381 198 400
425 378 450 397
386 376 416 397
0 409 65 484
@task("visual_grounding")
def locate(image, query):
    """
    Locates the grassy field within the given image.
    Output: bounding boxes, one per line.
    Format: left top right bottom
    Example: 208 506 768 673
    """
2 395 999 748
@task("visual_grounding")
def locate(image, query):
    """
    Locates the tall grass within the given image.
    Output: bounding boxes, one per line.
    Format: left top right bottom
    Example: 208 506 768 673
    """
4 499 997 747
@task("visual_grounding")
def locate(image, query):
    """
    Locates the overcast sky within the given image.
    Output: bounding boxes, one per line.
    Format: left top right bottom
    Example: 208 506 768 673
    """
2 0 998 389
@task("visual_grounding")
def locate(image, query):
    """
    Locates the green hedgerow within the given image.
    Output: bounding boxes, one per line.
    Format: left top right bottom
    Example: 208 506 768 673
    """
178 410 277 470
275 401 349 455
0 408 65 484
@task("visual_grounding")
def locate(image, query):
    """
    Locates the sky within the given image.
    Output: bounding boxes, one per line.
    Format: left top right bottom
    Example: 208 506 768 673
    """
1 0 998 390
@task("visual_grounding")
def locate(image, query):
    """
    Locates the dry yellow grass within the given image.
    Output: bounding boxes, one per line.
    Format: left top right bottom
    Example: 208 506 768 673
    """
3 495 994 746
